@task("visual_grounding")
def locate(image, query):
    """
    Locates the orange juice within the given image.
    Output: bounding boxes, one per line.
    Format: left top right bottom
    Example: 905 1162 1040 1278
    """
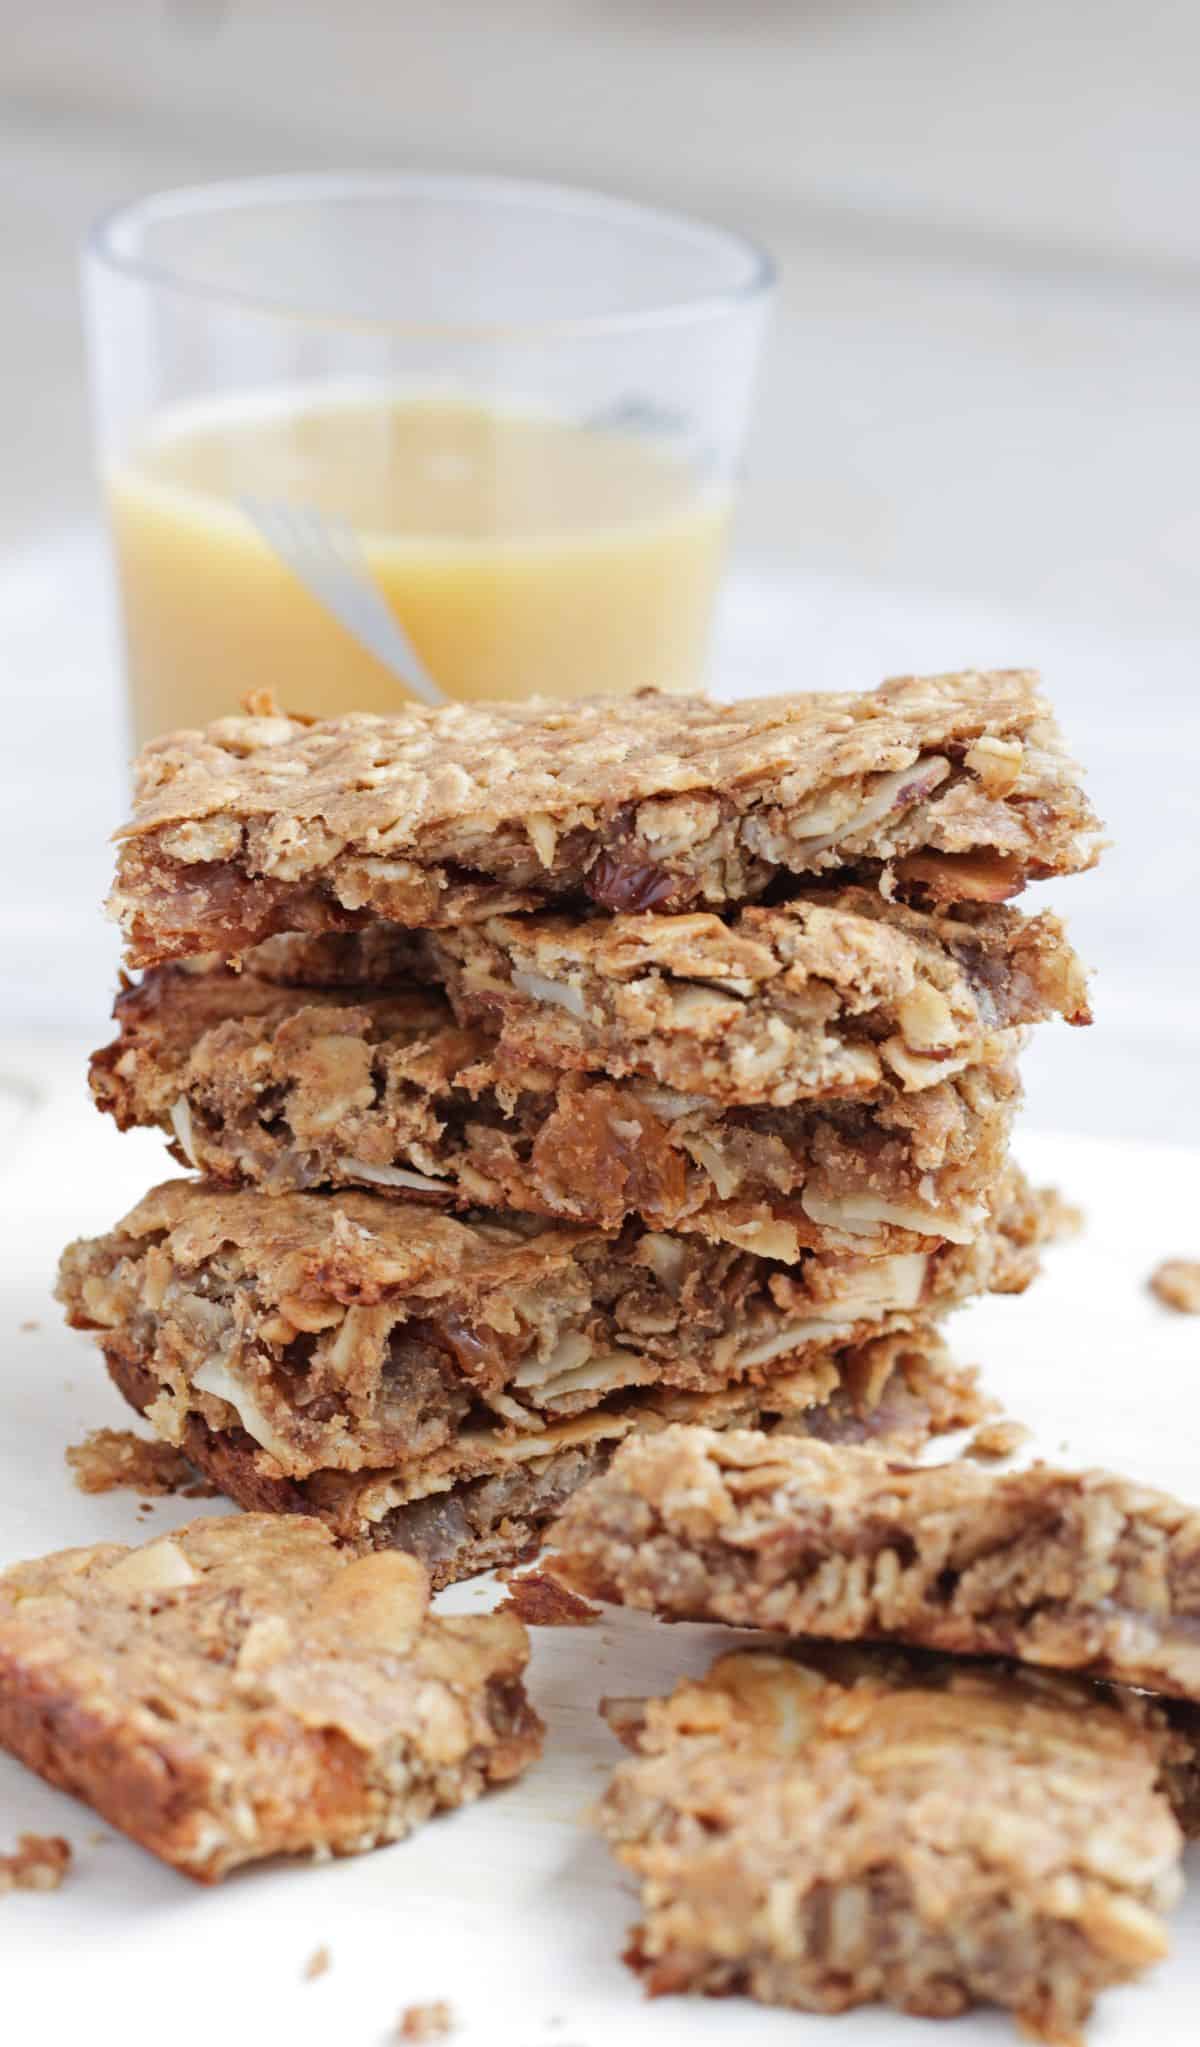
107 391 731 740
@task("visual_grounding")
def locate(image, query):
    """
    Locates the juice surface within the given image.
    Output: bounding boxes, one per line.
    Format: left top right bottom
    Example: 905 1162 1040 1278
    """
108 392 730 739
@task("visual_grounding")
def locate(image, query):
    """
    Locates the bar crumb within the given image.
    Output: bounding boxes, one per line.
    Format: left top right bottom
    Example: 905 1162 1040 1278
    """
965 1418 1032 1461
1150 1259 1200 1315
19 1319 39 1333
396 2001 454 2040
65 1427 218 1498
1036 1187 1085 1242
498 1569 600 1627
303 1945 331 1982
0 1834 71 1894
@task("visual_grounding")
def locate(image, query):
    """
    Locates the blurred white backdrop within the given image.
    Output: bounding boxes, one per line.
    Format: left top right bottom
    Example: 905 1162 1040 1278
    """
1 0 1198 1135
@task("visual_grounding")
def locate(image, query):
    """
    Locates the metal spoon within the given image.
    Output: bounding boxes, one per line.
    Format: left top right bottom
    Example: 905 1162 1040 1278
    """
240 497 444 706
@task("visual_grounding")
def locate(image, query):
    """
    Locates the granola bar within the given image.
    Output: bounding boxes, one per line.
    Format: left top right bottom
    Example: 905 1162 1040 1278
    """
551 1427 1200 1700
428 888 1089 1105
0 1515 540 1881
90 958 1022 1258
56 1176 1030 1486
102 1325 987 1586
109 674 1100 965
597 1644 1183 2039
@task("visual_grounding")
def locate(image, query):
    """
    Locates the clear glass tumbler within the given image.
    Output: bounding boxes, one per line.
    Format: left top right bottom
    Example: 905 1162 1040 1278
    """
83 171 773 742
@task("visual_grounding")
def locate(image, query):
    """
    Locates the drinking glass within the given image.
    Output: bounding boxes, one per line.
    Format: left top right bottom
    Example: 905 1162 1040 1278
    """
83 171 774 741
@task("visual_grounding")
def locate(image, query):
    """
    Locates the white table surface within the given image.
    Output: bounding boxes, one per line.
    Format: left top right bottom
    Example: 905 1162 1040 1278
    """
3 1057 1200 2045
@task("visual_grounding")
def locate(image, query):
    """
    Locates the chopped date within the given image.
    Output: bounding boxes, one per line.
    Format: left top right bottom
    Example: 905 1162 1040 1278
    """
585 846 684 912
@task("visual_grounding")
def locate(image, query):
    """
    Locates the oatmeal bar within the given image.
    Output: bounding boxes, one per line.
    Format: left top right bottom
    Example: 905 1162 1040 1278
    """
56 1177 1028 1485
109 673 1100 965
0 1515 540 1881
597 1644 1183 2038
103 1325 987 1586
91 958 1022 1257
552 1428 1200 1700
429 888 1089 1106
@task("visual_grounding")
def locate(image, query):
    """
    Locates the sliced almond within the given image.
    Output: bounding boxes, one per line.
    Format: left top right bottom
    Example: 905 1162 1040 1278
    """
102 1538 198 1594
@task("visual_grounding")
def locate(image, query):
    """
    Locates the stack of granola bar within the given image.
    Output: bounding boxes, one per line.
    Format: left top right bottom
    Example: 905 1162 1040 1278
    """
550 1427 1200 2038
57 672 1100 1585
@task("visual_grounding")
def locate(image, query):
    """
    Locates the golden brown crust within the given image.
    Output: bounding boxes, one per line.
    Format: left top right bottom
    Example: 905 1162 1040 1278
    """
56 1174 1026 1483
552 1427 1200 1700
109 675 1101 964
0 1515 540 1881
103 1326 989 1588
429 886 1089 1106
596 1645 1182 2038
89 956 1024 1258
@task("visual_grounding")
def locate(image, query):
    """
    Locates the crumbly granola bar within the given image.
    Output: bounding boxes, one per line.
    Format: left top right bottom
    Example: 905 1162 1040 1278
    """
596 1644 1183 2040
90 958 1023 1258
103 1325 988 1587
109 674 1100 965
552 1428 1200 1700
0 1515 540 1881
428 888 1089 1106
56 1175 1032 1486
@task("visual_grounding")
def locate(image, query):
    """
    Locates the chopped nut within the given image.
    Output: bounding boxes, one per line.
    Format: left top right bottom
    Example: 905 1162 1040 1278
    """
1149 1259 1200 1315
880 1036 971 1092
965 734 1024 796
0 1834 71 1894
335 1155 448 1194
709 1214 802 1263
101 1537 199 1594
894 849 1024 903
169 1095 200 1166
525 811 558 868
159 817 243 865
303 1945 331 1982
310 1551 430 1647
895 980 957 1053
510 969 587 1018
396 2001 454 2040
235 1614 294 1679
792 756 950 852
1077 1893 1169 1966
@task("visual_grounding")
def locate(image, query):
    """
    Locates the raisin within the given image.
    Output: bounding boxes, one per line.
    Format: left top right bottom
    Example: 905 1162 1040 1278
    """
585 846 683 912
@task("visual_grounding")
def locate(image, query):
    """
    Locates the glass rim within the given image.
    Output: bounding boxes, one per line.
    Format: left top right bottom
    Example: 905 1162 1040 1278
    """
85 169 776 341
